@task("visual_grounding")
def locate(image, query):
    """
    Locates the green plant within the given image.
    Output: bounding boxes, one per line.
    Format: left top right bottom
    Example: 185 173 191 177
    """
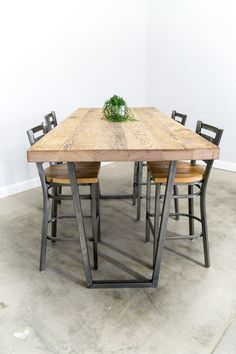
103 95 133 122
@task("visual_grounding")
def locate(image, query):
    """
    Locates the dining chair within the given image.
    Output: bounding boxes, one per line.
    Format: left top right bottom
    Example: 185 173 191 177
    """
134 110 187 221
145 121 223 267
171 111 187 220
44 111 62 199
27 122 101 271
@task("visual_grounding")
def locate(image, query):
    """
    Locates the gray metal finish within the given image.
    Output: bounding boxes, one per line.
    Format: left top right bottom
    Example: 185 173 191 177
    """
132 162 139 205
51 186 58 240
27 123 100 276
96 184 101 242
170 111 187 219
36 162 49 272
171 110 187 126
136 161 143 221
91 184 98 270
68 163 93 287
145 121 223 268
44 111 58 131
66 160 177 288
173 185 180 220
200 188 210 267
27 123 48 146
153 184 161 266
44 112 63 202
152 161 177 286
145 170 151 243
188 185 194 236
91 280 155 289
101 194 134 200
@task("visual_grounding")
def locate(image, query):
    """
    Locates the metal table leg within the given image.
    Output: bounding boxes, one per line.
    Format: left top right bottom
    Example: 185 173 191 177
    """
152 161 177 286
68 162 93 288
68 161 176 289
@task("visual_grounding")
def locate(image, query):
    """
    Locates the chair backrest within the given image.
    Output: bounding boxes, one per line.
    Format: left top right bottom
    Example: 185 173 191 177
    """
171 110 187 126
193 121 223 186
44 111 57 131
27 121 61 169
27 122 48 146
26 123 49 195
196 121 223 147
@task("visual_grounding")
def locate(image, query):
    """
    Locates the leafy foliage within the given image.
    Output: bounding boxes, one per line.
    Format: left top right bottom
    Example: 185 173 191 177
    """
103 95 133 122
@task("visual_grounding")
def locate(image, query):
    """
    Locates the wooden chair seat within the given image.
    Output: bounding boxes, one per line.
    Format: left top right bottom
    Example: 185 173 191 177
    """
45 162 100 184
147 161 205 184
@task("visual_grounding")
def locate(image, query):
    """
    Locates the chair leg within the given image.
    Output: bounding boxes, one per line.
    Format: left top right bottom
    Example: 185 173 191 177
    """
39 186 49 272
57 186 62 204
153 184 161 266
51 186 58 240
132 162 138 205
188 185 194 236
91 184 98 270
96 183 101 243
137 162 143 221
145 170 151 242
200 192 210 267
173 185 180 220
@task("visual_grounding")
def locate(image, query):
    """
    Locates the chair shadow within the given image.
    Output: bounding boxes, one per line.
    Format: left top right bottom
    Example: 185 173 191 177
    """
164 231 204 267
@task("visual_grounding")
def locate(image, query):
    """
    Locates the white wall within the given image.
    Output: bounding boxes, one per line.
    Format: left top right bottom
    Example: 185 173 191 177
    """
147 0 236 166
1 0 236 198
0 0 148 195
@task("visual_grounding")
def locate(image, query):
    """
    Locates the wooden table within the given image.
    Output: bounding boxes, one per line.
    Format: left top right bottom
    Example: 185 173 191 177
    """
27 108 219 288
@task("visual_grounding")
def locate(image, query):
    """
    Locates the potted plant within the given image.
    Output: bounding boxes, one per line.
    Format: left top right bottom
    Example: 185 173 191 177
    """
103 95 133 122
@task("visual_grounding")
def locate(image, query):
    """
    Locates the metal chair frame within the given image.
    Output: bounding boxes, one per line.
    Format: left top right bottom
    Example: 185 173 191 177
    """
133 110 188 221
145 121 223 267
44 111 58 131
27 123 101 271
171 110 187 126
44 111 64 200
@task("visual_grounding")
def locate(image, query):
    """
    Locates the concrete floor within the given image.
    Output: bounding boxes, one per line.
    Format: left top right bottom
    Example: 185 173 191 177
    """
0 163 236 354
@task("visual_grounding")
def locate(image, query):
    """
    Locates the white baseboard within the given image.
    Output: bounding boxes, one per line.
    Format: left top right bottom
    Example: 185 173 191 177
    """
213 160 236 172
0 160 235 199
0 162 113 199
0 177 40 199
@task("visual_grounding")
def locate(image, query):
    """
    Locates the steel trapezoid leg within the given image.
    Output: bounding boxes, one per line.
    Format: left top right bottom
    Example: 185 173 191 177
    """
67 162 93 287
152 161 176 287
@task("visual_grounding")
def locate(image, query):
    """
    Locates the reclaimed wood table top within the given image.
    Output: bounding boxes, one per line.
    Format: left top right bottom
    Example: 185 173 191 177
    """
27 107 219 162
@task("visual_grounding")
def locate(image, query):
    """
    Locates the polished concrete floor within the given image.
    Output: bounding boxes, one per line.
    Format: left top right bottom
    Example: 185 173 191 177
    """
0 163 236 354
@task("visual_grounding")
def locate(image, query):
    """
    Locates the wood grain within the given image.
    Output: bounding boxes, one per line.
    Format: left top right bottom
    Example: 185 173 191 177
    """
27 108 220 162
